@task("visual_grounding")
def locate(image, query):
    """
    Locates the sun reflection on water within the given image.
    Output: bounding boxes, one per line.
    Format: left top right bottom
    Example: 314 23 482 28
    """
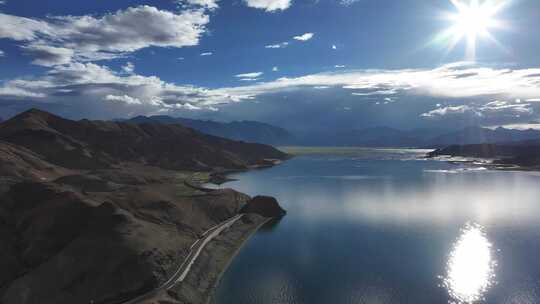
443 224 497 303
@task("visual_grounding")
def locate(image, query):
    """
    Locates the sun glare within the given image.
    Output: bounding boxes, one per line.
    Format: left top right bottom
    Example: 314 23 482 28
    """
442 224 497 303
435 0 509 60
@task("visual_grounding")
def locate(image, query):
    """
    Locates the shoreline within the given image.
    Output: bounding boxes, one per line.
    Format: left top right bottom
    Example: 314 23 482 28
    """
205 216 272 304
134 166 281 304
427 155 540 172
146 214 271 304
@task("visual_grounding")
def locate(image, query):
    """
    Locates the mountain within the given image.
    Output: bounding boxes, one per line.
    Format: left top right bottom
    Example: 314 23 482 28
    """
425 126 540 147
125 115 294 145
0 109 288 304
427 140 540 168
0 109 287 171
299 126 540 148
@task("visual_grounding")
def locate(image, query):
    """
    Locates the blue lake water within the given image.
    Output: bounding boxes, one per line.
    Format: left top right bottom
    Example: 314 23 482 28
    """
213 148 540 304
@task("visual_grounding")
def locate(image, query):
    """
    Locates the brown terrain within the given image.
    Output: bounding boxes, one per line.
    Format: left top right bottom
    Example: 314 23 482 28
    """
0 109 288 304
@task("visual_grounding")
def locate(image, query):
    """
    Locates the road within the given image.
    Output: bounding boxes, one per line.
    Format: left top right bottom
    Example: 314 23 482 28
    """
120 214 244 304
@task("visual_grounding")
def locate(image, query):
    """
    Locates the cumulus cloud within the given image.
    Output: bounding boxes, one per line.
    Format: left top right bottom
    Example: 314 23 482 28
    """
0 13 53 41
200 52 213 56
293 32 314 41
105 94 142 105
22 44 74 66
272 66 279 72
243 0 292 12
0 6 210 65
2 62 540 122
0 62 240 113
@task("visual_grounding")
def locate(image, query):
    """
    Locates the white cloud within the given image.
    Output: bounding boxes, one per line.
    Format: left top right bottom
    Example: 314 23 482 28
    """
492 123 540 130
0 50 4 57
178 0 219 9
272 66 279 72
421 100 533 120
236 72 263 82
332 45 337 50
340 0 360 5
480 100 533 116
200 52 213 56
266 33 313 50
0 13 53 41
214 63 540 102
2 62 540 121
0 6 210 65
105 94 142 105
243 0 292 12
421 105 477 118
293 32 314 41
0 62 238 111
236 72 263 78
121 62 135 74
0 1 5 5
0 86 46 99
22 44 74 66
335 65 346 68
265 42 289 49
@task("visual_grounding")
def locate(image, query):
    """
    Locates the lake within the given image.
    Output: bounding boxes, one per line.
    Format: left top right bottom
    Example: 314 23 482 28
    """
213 148 540 304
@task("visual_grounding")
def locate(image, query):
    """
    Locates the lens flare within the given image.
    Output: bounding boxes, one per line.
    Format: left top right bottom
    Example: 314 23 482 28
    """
434 0 510 60
442 223 497 303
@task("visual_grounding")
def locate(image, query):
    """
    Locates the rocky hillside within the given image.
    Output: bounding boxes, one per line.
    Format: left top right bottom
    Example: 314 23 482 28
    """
0 109 287 171
0 109 288 304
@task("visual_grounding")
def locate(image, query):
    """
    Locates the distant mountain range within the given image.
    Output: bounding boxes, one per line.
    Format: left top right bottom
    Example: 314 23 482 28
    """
299 126 540 148
118 114 540 148
428 140 540 168
123 115 294 145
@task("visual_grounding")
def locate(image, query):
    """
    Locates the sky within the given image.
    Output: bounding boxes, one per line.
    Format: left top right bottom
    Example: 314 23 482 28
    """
1 0 540 133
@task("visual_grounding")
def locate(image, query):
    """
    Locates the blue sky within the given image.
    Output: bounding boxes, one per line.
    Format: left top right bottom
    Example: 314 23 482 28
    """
1 0 540 132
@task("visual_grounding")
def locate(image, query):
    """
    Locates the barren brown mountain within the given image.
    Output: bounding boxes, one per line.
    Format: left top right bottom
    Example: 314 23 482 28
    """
0 109 287 304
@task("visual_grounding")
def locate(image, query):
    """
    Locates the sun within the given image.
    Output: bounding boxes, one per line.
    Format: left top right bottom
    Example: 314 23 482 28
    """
451 0 497 38
434 0 509 60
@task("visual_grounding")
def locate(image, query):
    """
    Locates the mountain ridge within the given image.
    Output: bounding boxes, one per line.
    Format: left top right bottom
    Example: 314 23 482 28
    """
123 115 295 145
0 109 288 171
0 108 288 304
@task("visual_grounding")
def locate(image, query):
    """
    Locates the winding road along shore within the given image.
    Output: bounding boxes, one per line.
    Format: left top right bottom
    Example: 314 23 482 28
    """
121 214 244 304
